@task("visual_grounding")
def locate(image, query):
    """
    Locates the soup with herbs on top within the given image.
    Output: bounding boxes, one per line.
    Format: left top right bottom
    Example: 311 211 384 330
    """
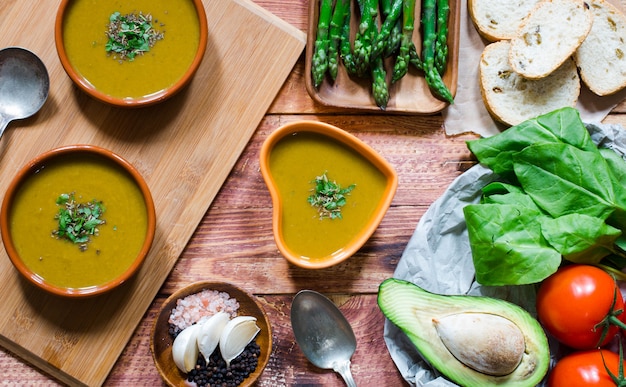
62 0 201 99
269 131 388 261
8 153 149 289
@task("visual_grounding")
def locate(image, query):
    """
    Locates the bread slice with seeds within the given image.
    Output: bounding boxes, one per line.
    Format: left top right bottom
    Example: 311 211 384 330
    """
509 0 592 79
574 0 626 96
480 41 581 126
468 0 541 41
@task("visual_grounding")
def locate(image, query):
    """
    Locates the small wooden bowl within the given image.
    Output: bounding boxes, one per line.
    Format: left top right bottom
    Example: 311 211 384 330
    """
0 145 156 298
260 120 398 269
54 0 208 107
151 281 273 387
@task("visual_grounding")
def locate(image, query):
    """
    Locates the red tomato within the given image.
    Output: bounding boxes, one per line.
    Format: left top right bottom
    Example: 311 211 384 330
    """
548 349 623 386
536 264 625 349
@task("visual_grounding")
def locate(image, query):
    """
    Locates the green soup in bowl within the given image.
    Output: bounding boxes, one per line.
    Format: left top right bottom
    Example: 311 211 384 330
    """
260 121 398 269
1 145 156 297
55 0 207 107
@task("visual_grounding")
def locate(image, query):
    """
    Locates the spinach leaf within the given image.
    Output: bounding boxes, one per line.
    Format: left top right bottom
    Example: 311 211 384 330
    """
600 147 626 186
480 181 524 197
513 142 626 229
480 182 543 211
466 107 595 181
464 107 626 286
540 213 621 264
463 203 561 286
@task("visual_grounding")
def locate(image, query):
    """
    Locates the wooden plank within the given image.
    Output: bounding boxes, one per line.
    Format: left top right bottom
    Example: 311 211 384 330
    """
157 114 476 294
2 0 626 384
0 0 305 385
113 294 407 386
236 115 477 206
0 295 408 387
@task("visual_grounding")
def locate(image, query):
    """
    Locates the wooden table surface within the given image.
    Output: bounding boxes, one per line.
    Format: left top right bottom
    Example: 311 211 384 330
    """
2 0 626 386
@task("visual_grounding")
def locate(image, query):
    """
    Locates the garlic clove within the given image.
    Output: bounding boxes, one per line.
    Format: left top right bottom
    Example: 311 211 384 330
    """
219 316 260 367
172 323 201 373
197 312 230 360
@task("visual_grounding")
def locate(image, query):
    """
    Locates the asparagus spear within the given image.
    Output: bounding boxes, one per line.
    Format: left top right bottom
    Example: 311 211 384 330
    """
409 32 452 103
434 0 450 76
424 64 453 103
371 55 389 109
328 0 351 81
380 0 392 15
353 0 379 77
391 0 416 83
370 0 390 109
371 0 403 60
340 4 358 76
420 0 453 103
379 0 402 57
408 43 423 70
312 0 333 88
384 19 403 58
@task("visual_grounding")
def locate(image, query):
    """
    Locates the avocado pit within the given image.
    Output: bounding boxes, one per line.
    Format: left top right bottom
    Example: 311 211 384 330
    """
434 312 525 376
377 278 550 387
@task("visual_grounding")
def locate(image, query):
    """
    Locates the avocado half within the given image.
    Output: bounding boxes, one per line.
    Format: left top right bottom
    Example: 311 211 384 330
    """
378 278 549 387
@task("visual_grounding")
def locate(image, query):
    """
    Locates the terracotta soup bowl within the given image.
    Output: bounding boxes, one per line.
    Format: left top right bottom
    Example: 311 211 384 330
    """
55 0 208 107
260 121 398 269
0 145 156 297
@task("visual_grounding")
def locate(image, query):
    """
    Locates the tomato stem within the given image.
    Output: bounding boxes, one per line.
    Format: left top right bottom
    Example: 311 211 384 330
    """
603 339 626 386
609 315 626 331
595 286 626 347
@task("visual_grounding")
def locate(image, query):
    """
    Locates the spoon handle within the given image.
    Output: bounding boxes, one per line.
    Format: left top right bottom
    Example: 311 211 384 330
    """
0 115 9 139
334 360 357 387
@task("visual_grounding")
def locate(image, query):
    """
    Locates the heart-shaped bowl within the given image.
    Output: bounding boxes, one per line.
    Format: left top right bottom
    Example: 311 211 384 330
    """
260 120 398 269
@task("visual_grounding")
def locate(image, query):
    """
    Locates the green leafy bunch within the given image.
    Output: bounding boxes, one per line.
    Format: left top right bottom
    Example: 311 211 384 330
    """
53 193 106 251
464 107 626 286
307 172 356 220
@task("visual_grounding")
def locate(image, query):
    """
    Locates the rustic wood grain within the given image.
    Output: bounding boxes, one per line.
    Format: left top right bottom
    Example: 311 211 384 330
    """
0 0 305 385
2 0 626 386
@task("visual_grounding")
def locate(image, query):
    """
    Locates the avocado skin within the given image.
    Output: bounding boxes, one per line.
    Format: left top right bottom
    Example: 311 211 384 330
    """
378 278 549 387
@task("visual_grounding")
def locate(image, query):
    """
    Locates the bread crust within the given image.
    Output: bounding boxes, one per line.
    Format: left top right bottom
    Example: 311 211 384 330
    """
480 41 580 126
509 0 592 79
468 0 541 42
574 0 626 95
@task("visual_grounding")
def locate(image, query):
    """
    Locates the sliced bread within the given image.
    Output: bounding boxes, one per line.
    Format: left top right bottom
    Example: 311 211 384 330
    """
480 41 581 126
468 0 541 41
509 0 592 79
574 0 626 96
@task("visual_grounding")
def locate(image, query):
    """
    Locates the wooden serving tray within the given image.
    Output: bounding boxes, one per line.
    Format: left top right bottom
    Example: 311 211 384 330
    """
0 0 305 386
305 0 460 114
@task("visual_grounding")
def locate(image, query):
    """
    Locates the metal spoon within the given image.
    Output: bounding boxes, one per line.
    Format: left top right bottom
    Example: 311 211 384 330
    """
291 290 358 387
0 47 50 139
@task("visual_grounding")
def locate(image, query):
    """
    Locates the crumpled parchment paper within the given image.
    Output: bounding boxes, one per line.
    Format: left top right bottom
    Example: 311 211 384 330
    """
383 121 626 386
443 0 626 137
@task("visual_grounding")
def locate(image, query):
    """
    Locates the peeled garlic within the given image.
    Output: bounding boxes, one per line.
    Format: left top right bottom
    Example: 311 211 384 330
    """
219 316 260 366
172 323 202 373
197 312 230 360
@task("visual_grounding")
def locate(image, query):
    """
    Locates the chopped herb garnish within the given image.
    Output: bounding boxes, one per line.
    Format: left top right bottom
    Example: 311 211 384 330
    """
52 193 106 251
307 172 356 220
105 11 164 61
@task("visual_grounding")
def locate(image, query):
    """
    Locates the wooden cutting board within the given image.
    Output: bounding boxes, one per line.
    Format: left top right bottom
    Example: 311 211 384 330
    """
0 0 305 385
